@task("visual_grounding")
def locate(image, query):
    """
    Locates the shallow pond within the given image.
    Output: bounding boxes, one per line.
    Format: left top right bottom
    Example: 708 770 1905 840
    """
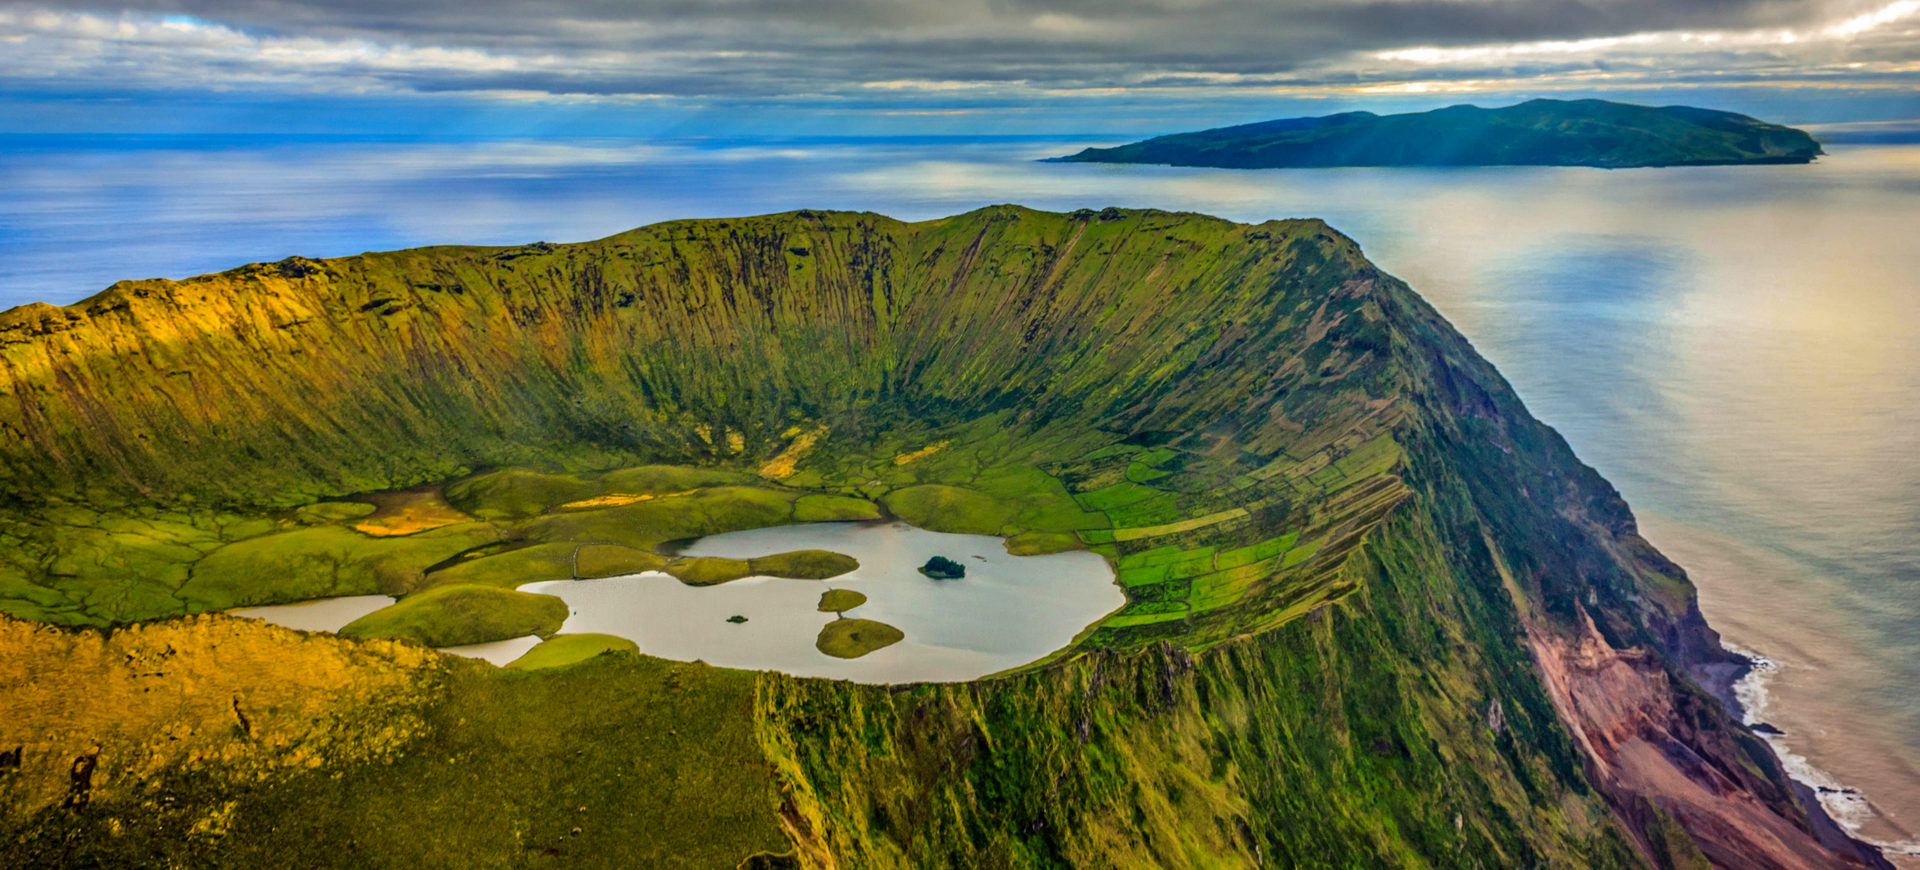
439 635 543 666
521 521 1124 683
230 594 395 633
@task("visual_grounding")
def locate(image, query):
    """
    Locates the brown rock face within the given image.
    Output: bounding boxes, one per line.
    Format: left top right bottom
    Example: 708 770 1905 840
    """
1525 608 1890 870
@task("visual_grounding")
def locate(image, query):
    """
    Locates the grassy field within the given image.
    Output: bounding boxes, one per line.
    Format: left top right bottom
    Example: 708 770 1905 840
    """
815 618 904 658
181 523 503 609
750 549 858 579
664 556 754 586
444 470 600 520
816 589 867 613
2 614 793 868
505 633 639 670
666 549 858 585
340 584 570 647
574 543 670 578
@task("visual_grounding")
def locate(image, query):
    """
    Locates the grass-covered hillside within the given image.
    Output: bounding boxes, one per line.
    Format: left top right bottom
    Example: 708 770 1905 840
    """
0 207 1887 868
1051 99 1823 169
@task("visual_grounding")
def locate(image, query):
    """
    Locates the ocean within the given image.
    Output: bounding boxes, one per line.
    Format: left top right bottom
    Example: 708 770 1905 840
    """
4 133 1915 860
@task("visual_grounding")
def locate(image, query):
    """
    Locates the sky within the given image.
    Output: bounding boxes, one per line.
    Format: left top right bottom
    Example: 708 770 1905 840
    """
2 0 1919 136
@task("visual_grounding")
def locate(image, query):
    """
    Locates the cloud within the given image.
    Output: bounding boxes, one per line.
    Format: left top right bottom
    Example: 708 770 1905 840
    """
0 0 1917 102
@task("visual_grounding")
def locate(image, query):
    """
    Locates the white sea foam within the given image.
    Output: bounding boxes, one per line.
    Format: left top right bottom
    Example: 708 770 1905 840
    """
1726 642 1920 862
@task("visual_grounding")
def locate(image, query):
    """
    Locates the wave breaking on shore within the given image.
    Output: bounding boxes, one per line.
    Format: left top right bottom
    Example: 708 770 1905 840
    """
1726 642 1920 867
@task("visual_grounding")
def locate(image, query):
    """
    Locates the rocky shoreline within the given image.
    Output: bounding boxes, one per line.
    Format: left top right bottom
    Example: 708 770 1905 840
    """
1699 643 1903 868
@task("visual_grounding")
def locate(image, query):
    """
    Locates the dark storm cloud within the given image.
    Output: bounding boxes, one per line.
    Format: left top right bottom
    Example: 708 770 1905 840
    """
0 0 1914 98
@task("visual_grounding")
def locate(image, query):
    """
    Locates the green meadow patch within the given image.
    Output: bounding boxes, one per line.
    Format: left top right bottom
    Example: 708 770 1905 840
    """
444 470 598 520
815 618 904 658
817 588 867 613
340 584 568 647
425 542 577 589
793 493 881 522
667 550 858 586
575 544 670 578
505 633 639 670
181 523 501 610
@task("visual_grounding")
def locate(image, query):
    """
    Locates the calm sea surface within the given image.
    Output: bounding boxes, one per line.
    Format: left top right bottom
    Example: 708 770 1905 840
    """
4 135 1916 856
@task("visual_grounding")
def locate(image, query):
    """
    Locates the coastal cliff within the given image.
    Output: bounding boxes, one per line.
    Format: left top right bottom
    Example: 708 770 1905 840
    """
0 207 1886 868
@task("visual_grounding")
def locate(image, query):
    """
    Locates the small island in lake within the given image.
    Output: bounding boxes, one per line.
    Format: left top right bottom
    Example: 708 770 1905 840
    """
1048 98 1821 169
919 555 966 579
816 618 905 658
817 588 867 613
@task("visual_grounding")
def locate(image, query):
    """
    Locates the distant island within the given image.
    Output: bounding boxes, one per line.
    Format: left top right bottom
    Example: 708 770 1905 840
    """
1049 99 1822 169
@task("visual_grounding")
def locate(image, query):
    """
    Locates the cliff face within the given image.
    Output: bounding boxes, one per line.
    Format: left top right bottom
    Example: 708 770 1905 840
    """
0 207 1886 868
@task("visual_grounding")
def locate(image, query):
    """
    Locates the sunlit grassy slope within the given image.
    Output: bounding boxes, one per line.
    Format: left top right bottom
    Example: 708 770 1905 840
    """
0 207 1856 868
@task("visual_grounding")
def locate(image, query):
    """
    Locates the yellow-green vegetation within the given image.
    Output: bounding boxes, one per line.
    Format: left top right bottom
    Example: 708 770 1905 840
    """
2 614 791 868
882 484 1015 534
667 549 857 585
574 543 670 578
294 501 376 523
503 633 638 670
0 613 442 831
665 556 753 586
443 465 761 520
528 486 801 552
181 523 502 610
351 487 475 537
340 584 568 647
600 464 756 494
817 588 867 613
1004 531 1082 555
792 493 881 522
891 440 948 466
879 468 1105 542
815 617 904 658
424 542 576 588
751 549 858 579
759 425 827 479
443 470 599 520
